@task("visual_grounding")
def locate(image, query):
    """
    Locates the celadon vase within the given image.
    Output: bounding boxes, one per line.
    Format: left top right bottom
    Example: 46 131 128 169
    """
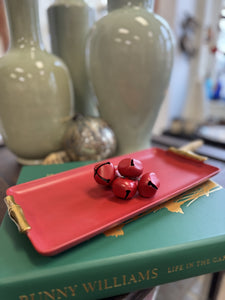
0 0 74 164
48 0 98 117
87 0 174 154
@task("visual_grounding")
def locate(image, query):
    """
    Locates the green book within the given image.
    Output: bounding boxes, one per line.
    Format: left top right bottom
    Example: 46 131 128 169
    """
1 162 225 300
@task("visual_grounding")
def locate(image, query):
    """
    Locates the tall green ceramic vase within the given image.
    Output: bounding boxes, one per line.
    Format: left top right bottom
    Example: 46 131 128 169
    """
87 0 174 154
48 0 98 116
0 0 74 164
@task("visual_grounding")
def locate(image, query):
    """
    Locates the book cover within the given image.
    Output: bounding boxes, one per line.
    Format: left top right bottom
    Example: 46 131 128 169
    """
1 163 225 300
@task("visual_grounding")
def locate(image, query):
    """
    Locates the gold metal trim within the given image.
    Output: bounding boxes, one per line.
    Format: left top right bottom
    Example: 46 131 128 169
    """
168 147 208 162
168 139 208 162
4 195 31 233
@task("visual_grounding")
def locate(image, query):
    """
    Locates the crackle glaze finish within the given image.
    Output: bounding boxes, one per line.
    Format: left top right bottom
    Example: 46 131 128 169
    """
48 0 98 116
87 0 174 154
0 0 74 164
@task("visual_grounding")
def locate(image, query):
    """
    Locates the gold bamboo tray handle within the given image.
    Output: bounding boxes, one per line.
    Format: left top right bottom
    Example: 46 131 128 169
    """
4 195 31 233
168 139 208 162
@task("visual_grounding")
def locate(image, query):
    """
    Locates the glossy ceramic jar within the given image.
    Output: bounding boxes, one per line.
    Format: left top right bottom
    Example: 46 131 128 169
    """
48 0 98 116
87 0 174 154
0 0 74 164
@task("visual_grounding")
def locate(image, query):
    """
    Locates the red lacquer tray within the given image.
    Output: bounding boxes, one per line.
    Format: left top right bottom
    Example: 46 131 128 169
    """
6 147 220 256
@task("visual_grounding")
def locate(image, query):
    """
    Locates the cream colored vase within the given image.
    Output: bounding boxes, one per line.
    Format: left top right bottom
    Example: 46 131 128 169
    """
0 0 74 164
87 0 174 154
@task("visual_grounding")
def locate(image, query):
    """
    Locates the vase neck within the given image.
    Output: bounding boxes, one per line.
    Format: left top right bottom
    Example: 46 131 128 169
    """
5 0 44 50
107 0 154 12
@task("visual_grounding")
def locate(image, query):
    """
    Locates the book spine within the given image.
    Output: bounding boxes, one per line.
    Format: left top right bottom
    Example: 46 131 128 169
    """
1 235 225 300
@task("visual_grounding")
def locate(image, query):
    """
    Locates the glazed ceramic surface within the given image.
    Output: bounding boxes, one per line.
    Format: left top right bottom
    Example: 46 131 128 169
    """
48 0 98 116
108 0 152 11
0 0 74 163
87 0 174 154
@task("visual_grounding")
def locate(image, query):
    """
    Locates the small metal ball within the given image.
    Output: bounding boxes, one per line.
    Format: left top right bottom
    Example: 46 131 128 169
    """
64 115 117 161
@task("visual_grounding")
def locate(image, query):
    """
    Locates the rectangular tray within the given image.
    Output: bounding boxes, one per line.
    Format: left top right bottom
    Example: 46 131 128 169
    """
6 147 220 255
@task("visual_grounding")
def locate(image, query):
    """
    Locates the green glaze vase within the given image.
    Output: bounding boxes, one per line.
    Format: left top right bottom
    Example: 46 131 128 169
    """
0 0 74 164
48 0 98 117
87 0 174 154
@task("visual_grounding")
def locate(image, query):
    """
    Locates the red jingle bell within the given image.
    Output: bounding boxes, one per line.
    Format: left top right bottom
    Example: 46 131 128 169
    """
94 162 115 186
114 165 121 178
112 177 138 200
118 158 143 179
138 172 160 198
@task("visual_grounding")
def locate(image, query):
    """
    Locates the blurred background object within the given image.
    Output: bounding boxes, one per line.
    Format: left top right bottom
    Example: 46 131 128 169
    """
0 0 9 54
153 0 225 147
1 0 225 156
0 0 9 146
48 0 99 117
32 0 225 141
